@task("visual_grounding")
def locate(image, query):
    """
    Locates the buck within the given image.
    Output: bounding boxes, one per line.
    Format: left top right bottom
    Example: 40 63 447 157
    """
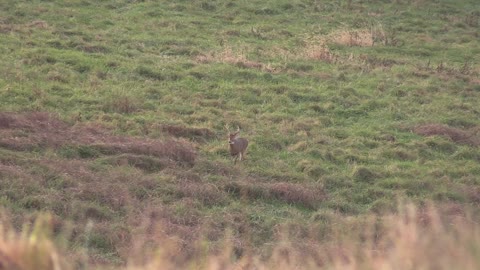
225 125 249 164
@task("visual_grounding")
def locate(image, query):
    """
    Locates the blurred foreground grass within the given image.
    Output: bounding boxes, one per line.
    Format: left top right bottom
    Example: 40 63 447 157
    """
2 203 480 269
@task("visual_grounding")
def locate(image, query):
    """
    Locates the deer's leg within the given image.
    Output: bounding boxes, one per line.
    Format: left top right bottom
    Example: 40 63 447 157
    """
239 152 243 161
233 154 238 164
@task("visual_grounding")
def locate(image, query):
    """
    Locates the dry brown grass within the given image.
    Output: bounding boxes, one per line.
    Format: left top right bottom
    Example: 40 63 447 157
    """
137 203 480 270
413 124 480 146
91 138 196 165
195 30 401 73
0 111 206 265
176 182 226 206
302 43 337 63
161 124 215 142
0 214 69 270
195 46 276 72
0 20 50 34
1 203 479 270
225 180 326 209
329 29 374 47
300 33 398 68
0 112 197 165
0 164 34 180
99 154 172 173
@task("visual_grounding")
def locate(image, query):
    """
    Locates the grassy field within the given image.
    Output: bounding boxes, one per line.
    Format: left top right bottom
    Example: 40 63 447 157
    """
0 0 480 268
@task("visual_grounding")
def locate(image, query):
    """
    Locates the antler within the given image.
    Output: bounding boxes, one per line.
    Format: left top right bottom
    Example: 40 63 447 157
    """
225 124 241 135
232 126 240 135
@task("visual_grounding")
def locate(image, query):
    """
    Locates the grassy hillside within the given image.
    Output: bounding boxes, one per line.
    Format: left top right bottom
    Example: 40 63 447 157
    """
0 0 479 267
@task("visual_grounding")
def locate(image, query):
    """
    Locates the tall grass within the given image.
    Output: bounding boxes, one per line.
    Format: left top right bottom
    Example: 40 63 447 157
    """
142 203 480 270
1 203 479 270
0 213 68 270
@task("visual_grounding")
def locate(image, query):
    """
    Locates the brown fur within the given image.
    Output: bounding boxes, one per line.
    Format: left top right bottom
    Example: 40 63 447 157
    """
228 131 249 164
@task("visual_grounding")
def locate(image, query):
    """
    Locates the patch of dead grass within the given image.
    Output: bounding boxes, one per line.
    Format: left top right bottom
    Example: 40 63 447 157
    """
225 180 326 209
0 20 50 34
99 154 172 173
413 124 480 146
302 43 337 63
329 29 374 47
195 46 276 72
176 182 226 206
161 124 215 142
28 20 49 29
0 112 197 165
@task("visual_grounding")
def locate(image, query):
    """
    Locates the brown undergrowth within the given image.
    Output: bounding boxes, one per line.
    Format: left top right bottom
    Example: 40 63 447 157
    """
0 20 50 34
0 112 196 165
329 29 375 47
195 46 276 72
0 112 204 265
225 180 326 209
413 124 480 146
161 124 216 143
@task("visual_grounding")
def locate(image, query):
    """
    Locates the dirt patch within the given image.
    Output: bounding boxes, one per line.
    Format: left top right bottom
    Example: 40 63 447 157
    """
413 124 479 146
0 112 196 165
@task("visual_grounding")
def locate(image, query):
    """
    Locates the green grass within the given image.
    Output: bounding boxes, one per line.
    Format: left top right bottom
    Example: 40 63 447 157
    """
1 0 480 266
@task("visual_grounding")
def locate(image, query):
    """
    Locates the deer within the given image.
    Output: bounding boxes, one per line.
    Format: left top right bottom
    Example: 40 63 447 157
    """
225 125 249 164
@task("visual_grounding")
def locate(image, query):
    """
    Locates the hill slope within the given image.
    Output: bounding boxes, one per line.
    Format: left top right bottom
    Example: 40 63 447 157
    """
1 0 479 265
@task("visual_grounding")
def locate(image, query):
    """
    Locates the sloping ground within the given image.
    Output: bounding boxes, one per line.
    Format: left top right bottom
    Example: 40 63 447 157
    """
0 112 205 264
0 112 196 165
0 0 479 267
0 112 329 264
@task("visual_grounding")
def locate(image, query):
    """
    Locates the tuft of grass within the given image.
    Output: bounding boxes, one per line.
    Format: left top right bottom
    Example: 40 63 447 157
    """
353 166 379 183
0 213 69 270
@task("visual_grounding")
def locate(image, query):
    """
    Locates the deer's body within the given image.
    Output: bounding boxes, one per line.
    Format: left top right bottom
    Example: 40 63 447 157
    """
227 127 248 164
